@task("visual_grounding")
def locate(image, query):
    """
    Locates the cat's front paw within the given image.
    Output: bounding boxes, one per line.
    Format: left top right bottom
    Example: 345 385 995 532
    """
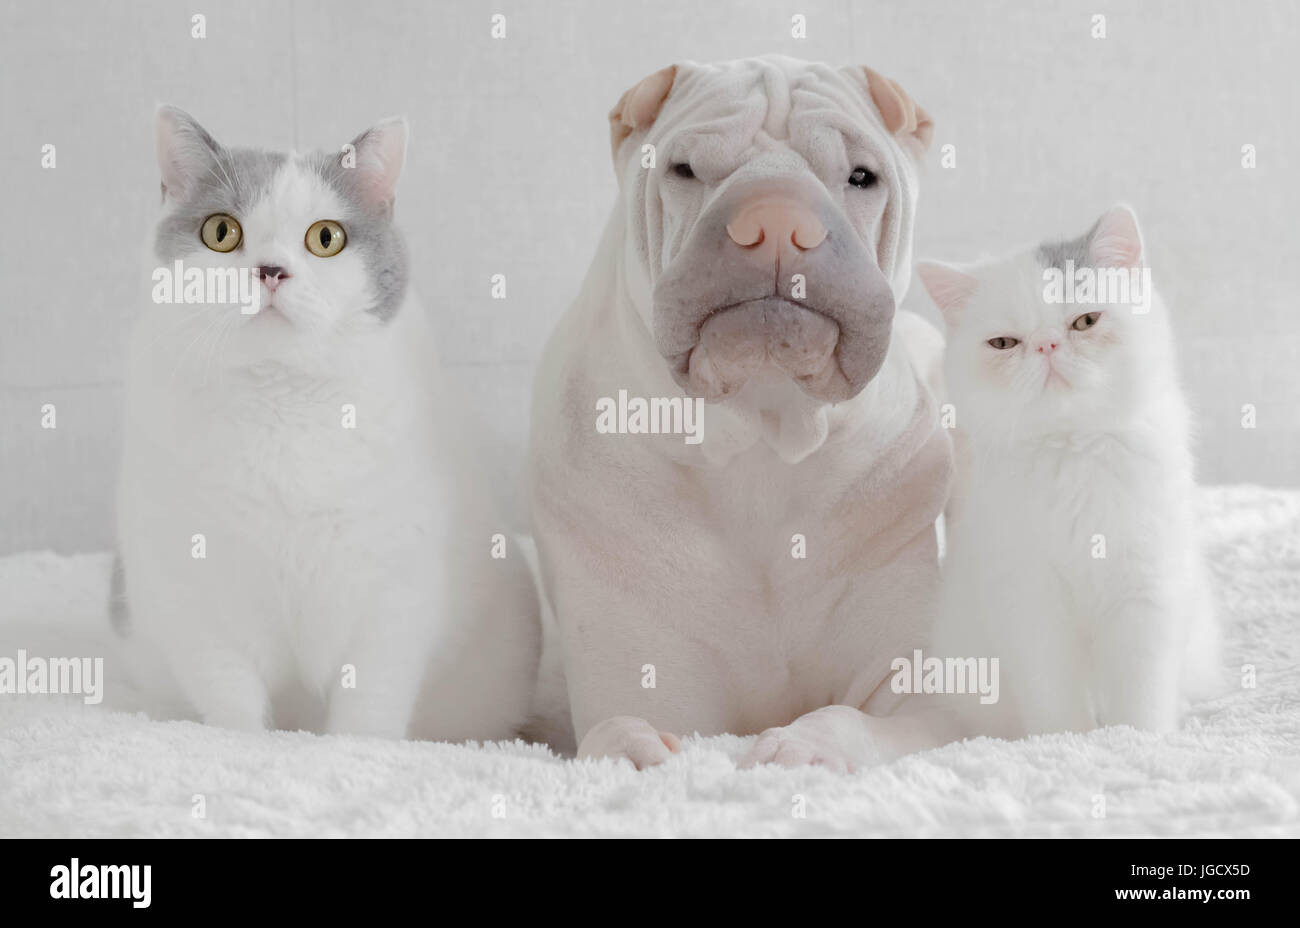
577 715 682 770
739 705 878 774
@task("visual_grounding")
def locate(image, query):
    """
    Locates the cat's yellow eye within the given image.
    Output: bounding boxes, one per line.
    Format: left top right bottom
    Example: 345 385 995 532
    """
200 214 242 253
1072 311 1101 331
305 220 346 257
987 336 1020 350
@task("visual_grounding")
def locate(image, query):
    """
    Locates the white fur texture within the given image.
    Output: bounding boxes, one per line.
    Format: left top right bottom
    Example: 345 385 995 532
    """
0 485 1293 836
119 156 538 740
925 216 1219 738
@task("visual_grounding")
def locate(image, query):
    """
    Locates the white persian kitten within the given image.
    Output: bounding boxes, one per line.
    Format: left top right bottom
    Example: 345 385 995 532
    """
918 205 1219 736
116 106 539 739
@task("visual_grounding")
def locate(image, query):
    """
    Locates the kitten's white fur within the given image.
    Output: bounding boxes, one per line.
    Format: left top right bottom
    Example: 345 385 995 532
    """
117 110 539 738
919 206 1219 737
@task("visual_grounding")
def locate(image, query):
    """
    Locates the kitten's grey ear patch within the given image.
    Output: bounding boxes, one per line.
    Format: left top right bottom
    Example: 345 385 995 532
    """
1089 204 1144 269
155 104 222 201
917 261 978 326
347 116 408 213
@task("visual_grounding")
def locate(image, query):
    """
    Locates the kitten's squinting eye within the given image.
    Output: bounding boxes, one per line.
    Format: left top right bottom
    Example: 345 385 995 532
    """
987 336 1020 350
200 214 242 253
671 163 695 179
848 166 877 188
1072 311 1101 331
305 220 346 257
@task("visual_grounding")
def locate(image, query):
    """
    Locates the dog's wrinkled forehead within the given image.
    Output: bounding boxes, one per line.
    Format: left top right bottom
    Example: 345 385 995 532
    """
612 56 929 178
661 60 884 162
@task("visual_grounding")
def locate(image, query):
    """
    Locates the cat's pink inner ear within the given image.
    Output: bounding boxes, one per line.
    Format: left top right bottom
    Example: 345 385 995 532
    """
1089 204 1144 268
917 261 978 324
155 105 219 200
349 117 408 211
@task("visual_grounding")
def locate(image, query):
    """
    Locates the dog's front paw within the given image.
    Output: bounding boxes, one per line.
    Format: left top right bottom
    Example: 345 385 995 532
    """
739 705 878 774
577 715 682 770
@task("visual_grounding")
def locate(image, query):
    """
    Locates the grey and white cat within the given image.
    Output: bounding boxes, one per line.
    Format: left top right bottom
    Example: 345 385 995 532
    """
918 205 1220 737
116 106 539 739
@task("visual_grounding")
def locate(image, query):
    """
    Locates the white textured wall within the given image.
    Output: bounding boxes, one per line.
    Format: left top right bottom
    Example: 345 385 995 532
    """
1 0 1296 554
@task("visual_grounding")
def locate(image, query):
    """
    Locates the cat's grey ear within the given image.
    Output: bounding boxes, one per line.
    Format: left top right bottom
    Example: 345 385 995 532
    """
346 117 407 215
917 261 978 327
1088 204 1144 268
155 105 222 201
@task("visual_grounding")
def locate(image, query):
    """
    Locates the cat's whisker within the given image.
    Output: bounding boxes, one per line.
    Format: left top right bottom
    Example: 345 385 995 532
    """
212 154 239 197
165 307 231 392
207 311 244 391
226 153 246 201
201 160 235 198
193 308 232 390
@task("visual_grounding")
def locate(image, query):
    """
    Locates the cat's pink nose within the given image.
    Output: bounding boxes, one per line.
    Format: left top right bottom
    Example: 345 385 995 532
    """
726 199 827 258
256 265 291 292
1031 334 1060 355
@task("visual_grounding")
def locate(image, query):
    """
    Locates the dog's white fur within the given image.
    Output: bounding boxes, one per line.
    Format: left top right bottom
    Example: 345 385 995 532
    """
529 57 951 770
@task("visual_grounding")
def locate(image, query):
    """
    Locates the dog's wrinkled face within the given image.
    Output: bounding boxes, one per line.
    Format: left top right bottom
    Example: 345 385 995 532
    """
611 56 931 404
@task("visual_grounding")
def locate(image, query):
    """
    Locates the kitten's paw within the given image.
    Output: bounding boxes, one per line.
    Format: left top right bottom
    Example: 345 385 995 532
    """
740 705 876 774
173 652 269 732
325 658 424 738
577 715 682 770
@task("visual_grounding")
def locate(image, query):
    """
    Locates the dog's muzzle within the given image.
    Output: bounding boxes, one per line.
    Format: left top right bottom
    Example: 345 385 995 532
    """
653 179 895 403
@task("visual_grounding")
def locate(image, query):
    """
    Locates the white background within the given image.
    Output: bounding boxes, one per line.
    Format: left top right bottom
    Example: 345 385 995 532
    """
1 0 1296 554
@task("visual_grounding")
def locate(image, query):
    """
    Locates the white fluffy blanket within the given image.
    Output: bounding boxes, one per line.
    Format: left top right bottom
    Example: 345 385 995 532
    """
2 486 1297 837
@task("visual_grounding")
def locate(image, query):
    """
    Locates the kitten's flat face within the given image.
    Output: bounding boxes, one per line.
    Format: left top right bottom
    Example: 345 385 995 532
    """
950 252 1135 429
152 106 408 362
923 207 1152 438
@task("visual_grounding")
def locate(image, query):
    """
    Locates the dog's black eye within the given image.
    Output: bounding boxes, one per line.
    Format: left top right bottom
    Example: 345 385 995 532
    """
848 166 877 188
672 163 695 179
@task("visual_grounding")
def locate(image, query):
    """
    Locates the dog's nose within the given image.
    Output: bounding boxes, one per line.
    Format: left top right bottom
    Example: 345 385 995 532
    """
726 199 827 258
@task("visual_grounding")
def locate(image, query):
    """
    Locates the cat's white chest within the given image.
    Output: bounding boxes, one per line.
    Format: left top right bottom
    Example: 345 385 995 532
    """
140 354 414 521
195 387 380 511
956 428 1174 634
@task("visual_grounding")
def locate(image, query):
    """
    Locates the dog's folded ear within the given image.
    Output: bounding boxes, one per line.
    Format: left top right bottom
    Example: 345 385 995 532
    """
609 65 678 161
859 67 933 153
